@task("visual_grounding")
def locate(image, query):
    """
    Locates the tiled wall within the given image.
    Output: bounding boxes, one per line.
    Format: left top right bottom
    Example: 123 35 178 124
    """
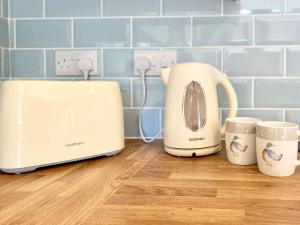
0 0 9 79
2 0 300 138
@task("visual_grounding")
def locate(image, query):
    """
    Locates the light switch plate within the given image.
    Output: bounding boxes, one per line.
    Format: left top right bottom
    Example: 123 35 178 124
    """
55 50 98 76
134 50 177 76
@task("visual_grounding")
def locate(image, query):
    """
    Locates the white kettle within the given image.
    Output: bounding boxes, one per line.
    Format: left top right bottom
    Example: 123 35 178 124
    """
161 63 238 157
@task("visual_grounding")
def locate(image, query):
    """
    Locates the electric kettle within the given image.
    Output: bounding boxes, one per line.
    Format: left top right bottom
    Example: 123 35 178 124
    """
161 63 238 157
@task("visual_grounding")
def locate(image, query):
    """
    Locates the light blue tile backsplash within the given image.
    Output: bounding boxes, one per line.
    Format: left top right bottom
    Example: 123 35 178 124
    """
103 0 160 17
177 48 222 69
133 18 191 47
223 48 284 76
10 50 44 77
255 16 300 45
163 0 221 16
255 79 300 108
223 0 284 14
286 48 300 76
287 0 300 13
133 79 165 107
0 0 300 138
11 0 43 18
16 20 71 48
218 79 252 108
103 49 133 77
46 0 101 17
74 19 130 47
193 17 253 46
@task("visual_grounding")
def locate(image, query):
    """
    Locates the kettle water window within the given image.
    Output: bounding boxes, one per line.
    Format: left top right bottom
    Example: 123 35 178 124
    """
183 81 207 132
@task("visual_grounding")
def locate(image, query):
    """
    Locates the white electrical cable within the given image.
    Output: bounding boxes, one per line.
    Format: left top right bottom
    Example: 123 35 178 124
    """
135 57 164 143
77 57 94 80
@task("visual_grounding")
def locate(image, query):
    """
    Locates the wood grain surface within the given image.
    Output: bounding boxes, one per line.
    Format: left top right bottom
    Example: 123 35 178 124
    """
0 140 299 225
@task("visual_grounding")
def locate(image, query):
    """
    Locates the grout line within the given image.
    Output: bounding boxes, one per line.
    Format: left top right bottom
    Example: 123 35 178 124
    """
43 49 46 78
285 0 287 14
100 48 104 77
10 45 300 51
283 109 286 121
130 17 133 48
7 0 10 18
43 0 45 18
130 78 134 107
221 0 223 16
190 17 193 47
10 13 300 20
13 19 16 48
221 47 224 72
283 47 287 76
252 15 255 46
71 18 74 48
160 0 163 16
100 0 103 17
1 0 3 17
251 78 254 108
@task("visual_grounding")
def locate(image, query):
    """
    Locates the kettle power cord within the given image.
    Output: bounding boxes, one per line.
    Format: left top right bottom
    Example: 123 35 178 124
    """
135 57 164 143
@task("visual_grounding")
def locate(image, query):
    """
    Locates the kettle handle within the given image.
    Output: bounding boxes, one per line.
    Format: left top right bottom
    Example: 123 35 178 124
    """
217 72 238 136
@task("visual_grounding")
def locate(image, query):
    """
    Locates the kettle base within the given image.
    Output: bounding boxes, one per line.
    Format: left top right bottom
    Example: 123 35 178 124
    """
164 145 222 157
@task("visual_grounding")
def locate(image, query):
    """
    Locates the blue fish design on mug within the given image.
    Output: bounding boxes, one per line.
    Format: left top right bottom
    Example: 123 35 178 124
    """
262 142 283 167
230 135 248 157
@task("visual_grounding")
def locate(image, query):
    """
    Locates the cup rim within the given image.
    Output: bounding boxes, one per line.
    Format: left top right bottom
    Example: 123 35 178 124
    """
256 121 298 129
226 117 261 124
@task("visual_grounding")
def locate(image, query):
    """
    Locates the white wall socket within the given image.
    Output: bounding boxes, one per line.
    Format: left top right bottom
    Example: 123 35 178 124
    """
55 50 98 76
134 50 177 76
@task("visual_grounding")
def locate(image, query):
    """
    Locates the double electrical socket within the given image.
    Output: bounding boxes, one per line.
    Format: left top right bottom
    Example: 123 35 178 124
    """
55 50 98 76
134 50 177 76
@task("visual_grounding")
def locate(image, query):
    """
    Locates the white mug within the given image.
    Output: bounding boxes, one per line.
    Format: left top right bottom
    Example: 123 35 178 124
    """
256 121 300 177
225 117 261 165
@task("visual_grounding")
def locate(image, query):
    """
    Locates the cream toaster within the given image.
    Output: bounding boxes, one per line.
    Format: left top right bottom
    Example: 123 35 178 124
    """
0 81 124 173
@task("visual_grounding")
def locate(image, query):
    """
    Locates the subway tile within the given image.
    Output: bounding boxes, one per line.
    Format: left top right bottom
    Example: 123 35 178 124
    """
255 16 300 45
124 108 161 137
3 49 9 78
46 0 101 17
255 79 300 108
286 48 300 76
10 50 44 78
218 79 252 108
193 17 253 46
287 0 300 13
106 79 131 107
0 18 8 47
103 0 160 16
177 48 222 69
133 18 191 47
16 20 71 48
222 109 283 123
74 19 130 47
103 49 133 77
224 48 284 76
133 79 165 107
285 110 300 126
224 0 284 15
11 0 43 18
46 50 101 78
163 0 221 16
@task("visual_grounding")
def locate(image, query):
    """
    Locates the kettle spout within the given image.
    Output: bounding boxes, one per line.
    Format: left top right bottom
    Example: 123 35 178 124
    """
161 67 171 85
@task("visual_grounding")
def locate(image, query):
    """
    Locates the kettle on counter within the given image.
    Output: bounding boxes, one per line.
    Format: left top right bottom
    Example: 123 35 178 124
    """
161 63 238 157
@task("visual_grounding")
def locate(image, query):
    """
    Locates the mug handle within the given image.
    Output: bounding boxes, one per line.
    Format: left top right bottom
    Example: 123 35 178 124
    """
296 131 300 166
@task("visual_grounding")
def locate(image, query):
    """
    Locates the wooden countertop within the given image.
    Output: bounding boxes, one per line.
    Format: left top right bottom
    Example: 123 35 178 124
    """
0 140 300 225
